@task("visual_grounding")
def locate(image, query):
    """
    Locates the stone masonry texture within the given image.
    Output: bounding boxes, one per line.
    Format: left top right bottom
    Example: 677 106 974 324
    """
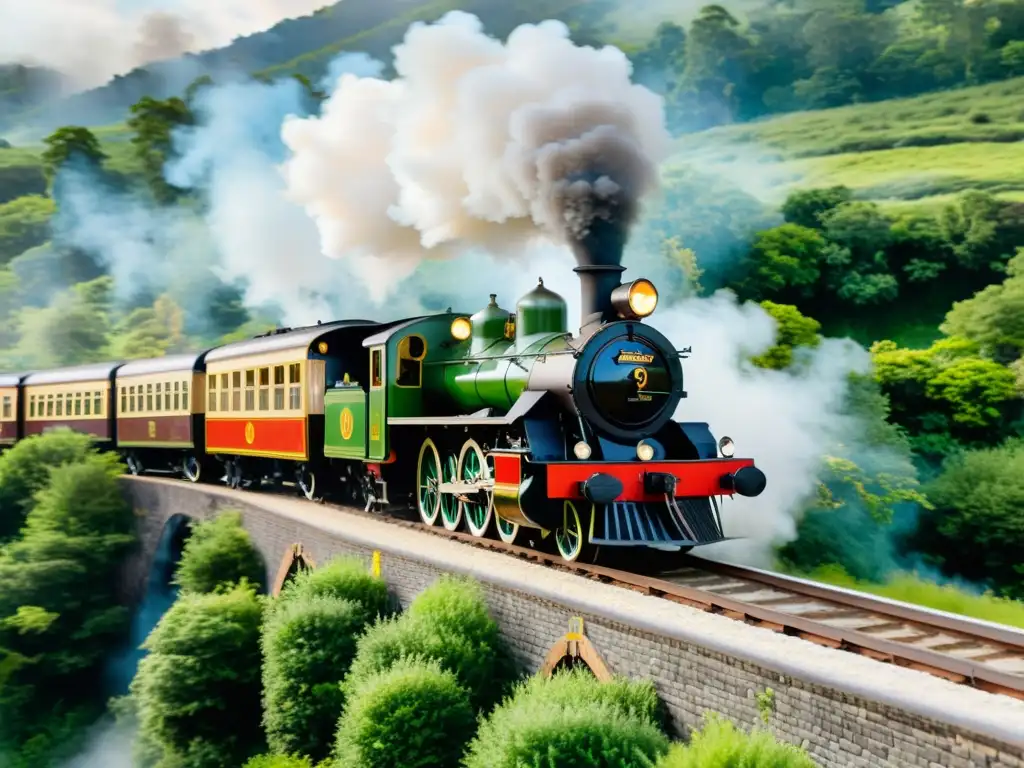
120 477 1024 768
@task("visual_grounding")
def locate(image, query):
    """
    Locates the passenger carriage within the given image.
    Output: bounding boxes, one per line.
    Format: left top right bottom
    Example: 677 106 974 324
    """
21 362 120 443
115 352 210 481
0 373 26 446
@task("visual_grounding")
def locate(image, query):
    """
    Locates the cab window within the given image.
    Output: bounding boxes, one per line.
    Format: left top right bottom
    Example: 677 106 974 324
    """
370 349 383 389
396 335 426 388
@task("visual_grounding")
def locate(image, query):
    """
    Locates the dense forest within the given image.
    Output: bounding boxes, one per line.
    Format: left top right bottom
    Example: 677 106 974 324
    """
0 0 1021 717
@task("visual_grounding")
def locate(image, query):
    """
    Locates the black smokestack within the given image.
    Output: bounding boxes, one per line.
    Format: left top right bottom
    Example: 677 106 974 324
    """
556 168 635 330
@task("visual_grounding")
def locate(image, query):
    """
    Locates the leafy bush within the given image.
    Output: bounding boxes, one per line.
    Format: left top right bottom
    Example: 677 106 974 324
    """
276 555 390 624
334 657 475 768
0 456 135 753
0 428 114 541
464 671 670 768
173 510 265 595
343 576 513 711
499 668 664 728
243 755 315 768
130 582 265 768
656 714 815 767
262 594 372 762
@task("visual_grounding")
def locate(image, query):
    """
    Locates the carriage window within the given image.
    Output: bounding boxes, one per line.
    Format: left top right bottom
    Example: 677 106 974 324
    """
396 335 426 388
173 381 180 411
245 370 255 411
155 383 162 412
46 395 53 417
120 388 126 414
74 393 81 416
219 374 228 412
208 375 217 412
2 396 10 419
182 380 189 411
55 395 63 417
370 349 382 389
164 384 171 411
273 366 285 410
288 363 301 410
94 392 101 416
29 396 35 419
129 386 136 412
232 372 241 411
84 392 92 415
258 367 270 411
144 383 152 411
66 394 73 416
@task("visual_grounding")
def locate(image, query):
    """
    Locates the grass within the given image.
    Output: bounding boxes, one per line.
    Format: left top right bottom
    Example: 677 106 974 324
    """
805 565 1024 629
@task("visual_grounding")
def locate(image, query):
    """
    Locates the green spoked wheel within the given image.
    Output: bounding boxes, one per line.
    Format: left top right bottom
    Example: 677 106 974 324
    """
555 501 587 563
458 439 494 538
416 438 441 526
440 449 462 531
496 515 520 545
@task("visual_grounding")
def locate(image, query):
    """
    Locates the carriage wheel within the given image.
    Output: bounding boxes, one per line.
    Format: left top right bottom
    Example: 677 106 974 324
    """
439 449 462 531
126 453 143 476
457 439 493 538
416 438 442 526
182 455 201 483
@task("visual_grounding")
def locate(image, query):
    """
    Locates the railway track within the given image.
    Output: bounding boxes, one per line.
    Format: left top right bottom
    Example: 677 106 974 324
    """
160 475 1024 701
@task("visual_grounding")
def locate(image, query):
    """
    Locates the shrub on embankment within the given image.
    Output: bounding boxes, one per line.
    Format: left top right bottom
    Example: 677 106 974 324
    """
655 713 817 768
342 574 515 713
334 657 476 768
464 667 670 768
173 510 266 595
261 557 391 763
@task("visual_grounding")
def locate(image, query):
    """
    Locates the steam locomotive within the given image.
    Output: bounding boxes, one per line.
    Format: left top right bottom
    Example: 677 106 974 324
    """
0 221 766 564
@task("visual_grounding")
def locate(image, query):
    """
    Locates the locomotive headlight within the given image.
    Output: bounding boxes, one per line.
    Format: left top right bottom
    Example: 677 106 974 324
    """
610 278 659 319
718 436 735 458
637 441 655 461
573 441 592 460
450 317 472 341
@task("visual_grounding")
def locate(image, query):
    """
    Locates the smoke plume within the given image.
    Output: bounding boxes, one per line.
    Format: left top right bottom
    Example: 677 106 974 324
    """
0 0 335 91
280 10 673 301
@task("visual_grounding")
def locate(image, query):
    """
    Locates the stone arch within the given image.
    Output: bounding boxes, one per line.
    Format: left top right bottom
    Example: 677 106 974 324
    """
271 543 317 596
540 617 612 681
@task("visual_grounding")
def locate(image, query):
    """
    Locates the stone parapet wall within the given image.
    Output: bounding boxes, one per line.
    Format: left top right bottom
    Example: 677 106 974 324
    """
120 477 1024 768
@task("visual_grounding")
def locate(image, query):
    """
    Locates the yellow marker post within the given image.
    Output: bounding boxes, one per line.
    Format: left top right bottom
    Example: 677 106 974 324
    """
566 616 584 641
371 550 381 578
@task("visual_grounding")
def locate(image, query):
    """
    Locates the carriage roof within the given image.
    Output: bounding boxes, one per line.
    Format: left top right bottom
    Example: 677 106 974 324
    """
205 320 380 364
22 361 124 386
117 351 212 378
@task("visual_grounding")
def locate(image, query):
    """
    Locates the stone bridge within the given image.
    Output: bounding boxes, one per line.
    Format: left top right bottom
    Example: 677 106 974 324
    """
120 476 1024 768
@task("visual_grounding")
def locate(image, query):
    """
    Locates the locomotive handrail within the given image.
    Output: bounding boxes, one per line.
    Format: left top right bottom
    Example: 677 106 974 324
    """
427 350 577 365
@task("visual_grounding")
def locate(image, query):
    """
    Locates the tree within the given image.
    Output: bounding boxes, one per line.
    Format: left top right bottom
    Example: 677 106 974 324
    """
173 511 266 595
131 583 265 768
40 127 106 183
780 186 853 229
737 224 827 301
818 201 898 306
750 301 821 371
0 429 102 542
941 248 1024 362
111 294 187 359
919 441 1024 598
0 195 53 264
12 278 112 368
657 713 814 767
0 455 135 753
677 5 754 128
127 96 193 203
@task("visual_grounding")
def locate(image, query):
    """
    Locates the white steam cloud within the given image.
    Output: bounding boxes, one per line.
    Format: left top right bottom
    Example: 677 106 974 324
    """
659 292 869 566
0 0 334 90
280 11 673 302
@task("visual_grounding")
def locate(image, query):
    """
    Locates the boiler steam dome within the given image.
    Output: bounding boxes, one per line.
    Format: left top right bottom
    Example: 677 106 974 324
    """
516 278 568 338
469 294 510 354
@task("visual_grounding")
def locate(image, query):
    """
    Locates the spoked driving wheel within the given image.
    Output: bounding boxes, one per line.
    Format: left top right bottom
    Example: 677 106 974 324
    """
555 500 594 563
440 449 462 531
458 439 493 538
416 438 441 526
496 515 520 545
